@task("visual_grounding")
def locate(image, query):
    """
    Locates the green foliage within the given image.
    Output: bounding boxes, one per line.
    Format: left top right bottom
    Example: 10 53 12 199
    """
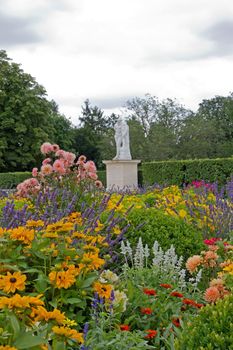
0 50 74 172
175 294 233 350
142 158 233 186
0 171 31 188
125 208 205 260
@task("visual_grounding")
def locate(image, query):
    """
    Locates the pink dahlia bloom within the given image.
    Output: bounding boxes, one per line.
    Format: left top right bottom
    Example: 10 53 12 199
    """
41 164 53 176
186 255 202 273
40 142 53 155
32 167 38 177
95 180 103 188
42 158 52 165
53 159 66 175
85 160 97 173
88 172 98 180
55 149 66 158
52 144 60 152
204 286 220 303
78 155 87 163
64 151 76 164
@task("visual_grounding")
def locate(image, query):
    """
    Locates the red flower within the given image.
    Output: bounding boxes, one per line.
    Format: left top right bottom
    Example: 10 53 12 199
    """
172 317 181 327
141 307 153 315
170 291 184 298
120 324 130 331
145 329 157 339
195 303 204 308
182 298 197 306
143 288 156 296
160 283 172 289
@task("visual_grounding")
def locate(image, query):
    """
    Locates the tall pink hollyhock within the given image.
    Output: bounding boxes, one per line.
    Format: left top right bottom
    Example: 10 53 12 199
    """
42 158 52 165
53 159 66 175
41 164 53 176
40 142 53 155
85 160 97 173
32 167 38 177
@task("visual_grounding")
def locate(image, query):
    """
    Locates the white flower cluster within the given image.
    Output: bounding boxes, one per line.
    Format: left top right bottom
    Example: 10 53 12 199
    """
121 238 202 290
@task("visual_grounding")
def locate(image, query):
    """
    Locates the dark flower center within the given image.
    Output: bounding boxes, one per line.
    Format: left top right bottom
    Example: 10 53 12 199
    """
10 277 17 283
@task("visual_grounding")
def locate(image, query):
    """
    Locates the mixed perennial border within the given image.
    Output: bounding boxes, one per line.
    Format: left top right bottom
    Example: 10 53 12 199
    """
0 143 232 349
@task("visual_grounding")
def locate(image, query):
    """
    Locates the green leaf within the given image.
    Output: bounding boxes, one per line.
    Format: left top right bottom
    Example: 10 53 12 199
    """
52 340 66 350
66 297 82 305
13 332 45 349
9 313 20 340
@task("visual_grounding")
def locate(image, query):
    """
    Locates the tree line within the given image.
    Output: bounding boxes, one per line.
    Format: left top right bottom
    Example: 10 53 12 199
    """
1 50 233 172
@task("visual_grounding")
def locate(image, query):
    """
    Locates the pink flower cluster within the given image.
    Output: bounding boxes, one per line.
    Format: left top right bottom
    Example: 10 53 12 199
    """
191 180 214 191
204 237 221 246
16 178 41 197
16 142 103 197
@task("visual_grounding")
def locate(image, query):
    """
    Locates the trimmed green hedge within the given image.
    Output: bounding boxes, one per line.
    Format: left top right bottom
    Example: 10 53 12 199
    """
0 171 107 189
125 207 205 261
142 158 233 186
0 172 32 189
1 157 233 189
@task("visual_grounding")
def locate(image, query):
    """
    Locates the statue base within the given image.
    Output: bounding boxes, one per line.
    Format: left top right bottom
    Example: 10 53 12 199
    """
102 160 141 191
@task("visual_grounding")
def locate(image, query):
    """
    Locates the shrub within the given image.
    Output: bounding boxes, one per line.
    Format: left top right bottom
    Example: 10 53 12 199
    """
142 158 233 186
0 172 31 188
175 293 233 350
125 208 205 260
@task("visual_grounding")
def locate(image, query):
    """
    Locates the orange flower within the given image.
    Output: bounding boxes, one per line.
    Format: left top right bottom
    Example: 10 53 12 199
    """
160 283 172 289
141 307 153 315
204 286 220 303
143 288 156 296
52 326 83 343
172 317 181 327
202 250 218 268
9 226 35 245
0 346 18 350
186 255 202 273
49 270 76 289
0 271 26 293
93 282 112 299
170 291 183 298
145 329 157 339
120 324 130 331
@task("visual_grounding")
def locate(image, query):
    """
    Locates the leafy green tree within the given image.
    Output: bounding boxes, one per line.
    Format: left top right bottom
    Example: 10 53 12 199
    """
178 94 233 159
0 50 74 172
73 100 117 167
126 95 192 160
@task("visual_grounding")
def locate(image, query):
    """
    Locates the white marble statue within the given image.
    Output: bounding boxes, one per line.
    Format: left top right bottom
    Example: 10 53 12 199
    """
113 117 132 160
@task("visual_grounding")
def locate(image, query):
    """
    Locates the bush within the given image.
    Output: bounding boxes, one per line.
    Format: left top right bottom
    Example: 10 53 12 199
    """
142 158 233 186
125 208 205 260
0 172 31 188
175 294 233 350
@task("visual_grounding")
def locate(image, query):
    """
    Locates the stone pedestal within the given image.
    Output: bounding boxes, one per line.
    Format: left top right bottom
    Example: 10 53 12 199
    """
102 160 141 191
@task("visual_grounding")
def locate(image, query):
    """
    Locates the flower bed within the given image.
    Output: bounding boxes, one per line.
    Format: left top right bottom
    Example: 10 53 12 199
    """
0 143 232 349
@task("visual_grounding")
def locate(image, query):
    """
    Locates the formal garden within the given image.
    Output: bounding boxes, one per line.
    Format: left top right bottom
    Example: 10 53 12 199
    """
0 142 232 350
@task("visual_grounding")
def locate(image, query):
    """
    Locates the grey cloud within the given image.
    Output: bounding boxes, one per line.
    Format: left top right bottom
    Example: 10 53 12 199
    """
90 96 135 109
58 95 134 110
0 11 41 46
201 19 233 56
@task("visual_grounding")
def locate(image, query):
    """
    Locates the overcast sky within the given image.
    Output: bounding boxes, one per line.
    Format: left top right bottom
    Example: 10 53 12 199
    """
1 0 233 124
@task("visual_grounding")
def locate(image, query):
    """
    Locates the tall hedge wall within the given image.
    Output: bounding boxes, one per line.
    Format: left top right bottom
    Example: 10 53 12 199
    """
1 158 233 189
141 158 233 186
0 172 32 189
0 171 107 189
